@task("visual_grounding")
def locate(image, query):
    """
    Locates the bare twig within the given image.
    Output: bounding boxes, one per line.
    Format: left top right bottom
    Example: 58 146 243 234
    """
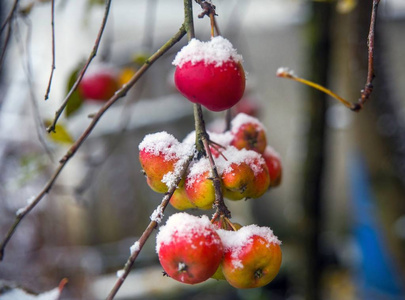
194 104 231 218
47 0 113 133
277 0 381 112
106 153 194 300
192 0 230 218
0 26 187 262
195 0 217 19
353 0 381 111
0 0 19 33
44 0 56 101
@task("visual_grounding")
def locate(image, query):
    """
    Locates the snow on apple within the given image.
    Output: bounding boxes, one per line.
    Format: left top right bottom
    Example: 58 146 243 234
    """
173 36 246 111
156 213 224 284
217 224 282 289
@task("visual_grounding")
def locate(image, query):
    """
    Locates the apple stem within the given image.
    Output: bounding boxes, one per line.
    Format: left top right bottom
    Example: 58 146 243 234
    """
195 0 220 37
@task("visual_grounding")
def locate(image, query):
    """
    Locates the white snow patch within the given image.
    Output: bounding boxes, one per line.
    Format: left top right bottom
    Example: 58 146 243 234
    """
185 158 212 188
208 131 233 148
156 213 215 253
161 142 195 189
139 131 195 189
138 131 180 161
276 67 295 77
215 146 265 176
150 205 164 224
15 196 36 217
173 36 243 68
130 241 140 255
116 269 125 278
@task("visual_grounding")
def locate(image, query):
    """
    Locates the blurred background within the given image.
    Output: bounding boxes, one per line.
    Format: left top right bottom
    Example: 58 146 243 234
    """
0 0 405 299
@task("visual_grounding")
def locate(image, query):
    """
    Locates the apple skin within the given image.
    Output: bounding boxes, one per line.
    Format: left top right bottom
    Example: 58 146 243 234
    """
185 170 216 210
174 60 245 112
249 160 271 198
139 148 179 193
221 162 255 201
230 122 267 154
263 146 282 187
78 72 118 101
158 227 224 284
169 185 196 210
222 235 282 289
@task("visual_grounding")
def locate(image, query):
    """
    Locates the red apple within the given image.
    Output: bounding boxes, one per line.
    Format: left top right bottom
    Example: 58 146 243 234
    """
218 225 282 289
263 146 282 187
139 132 193 193
156 213 224 284
217 146 269 200
169 184 196 210
185 158 216 210
173 36 245 112
79 70 118 101
230 113 267 154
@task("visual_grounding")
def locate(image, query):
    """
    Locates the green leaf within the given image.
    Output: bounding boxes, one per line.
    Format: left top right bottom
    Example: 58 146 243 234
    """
65 67 84 117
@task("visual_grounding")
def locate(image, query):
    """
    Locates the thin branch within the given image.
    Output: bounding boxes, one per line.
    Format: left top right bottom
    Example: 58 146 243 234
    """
0 0 19 33
105 153 194 300
277 0 381 112
47 0 113 133
194 104 231 218
277 69 356 110
353 0 381 111
0 25 187 262
44 0 56 101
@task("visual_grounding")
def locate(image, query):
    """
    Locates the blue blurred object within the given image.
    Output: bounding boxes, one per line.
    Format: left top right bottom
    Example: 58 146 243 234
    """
348 154 405 300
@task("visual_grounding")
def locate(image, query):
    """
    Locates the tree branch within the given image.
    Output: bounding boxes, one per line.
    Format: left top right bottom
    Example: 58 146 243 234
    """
46 0 113 133
105 153 194 300
0 25 187 262
277 0 381 113
44 0 56 101
353 0 381 111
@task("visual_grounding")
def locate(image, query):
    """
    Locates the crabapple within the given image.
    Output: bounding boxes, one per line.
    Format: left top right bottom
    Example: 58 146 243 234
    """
156 213 224 284
248 158 270 199
138 132 193 193
218 225 282 289
169 185 196 211
217 147 269 200
173 36 245 112
221 161 255 201
78 70 118 101
263 146 282 187
184 158 216 210
230 113 267 154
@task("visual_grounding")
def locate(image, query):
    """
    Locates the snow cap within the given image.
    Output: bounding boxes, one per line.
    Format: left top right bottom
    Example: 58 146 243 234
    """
156 213 216 253
173 36 243 68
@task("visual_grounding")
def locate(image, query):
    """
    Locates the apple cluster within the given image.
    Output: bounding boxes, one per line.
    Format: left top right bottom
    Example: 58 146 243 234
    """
138 112 282 211
156 213 282 288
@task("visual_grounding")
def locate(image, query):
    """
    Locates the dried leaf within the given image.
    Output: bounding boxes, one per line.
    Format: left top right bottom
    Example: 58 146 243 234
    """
44 121 74 144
